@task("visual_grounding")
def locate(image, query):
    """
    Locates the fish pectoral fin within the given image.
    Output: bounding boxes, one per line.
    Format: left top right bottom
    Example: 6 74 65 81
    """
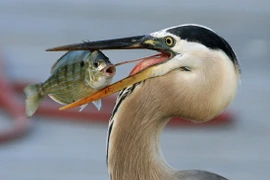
79 104 88 112
92 100 102 111
78 99 102 112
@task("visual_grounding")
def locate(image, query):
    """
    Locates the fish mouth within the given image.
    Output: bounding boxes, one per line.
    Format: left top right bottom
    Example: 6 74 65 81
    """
102 65 116 76
46 34 173 110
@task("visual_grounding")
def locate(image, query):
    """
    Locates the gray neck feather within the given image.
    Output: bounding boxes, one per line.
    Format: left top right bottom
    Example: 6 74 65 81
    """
107 82 176 180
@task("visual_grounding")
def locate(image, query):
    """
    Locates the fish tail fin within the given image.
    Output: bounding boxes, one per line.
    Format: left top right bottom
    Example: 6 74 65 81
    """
24 83 44 118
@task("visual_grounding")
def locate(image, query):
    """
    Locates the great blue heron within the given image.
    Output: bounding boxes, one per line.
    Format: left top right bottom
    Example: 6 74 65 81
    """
47 24 240 180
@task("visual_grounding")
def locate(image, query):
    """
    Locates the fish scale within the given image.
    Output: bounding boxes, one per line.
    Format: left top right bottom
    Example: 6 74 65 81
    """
24 50 116 117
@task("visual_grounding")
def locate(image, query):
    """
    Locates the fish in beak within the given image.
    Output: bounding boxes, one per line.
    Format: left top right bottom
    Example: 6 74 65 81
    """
46 34 174 110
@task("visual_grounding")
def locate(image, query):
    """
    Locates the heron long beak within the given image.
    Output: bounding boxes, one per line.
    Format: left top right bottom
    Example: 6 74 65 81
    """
46 35 160 51
46 34 172 110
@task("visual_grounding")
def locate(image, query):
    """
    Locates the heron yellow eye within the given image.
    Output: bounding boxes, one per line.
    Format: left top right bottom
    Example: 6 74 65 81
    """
165 36 175 47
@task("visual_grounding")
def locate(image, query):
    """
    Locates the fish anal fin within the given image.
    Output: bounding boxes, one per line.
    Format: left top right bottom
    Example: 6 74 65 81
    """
92 100 102 111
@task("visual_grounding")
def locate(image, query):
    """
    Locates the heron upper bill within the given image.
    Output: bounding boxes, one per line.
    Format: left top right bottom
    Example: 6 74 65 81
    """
46 35 161 51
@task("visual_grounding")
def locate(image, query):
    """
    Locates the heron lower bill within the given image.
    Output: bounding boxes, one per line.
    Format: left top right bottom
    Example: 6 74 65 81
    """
59 53 169 110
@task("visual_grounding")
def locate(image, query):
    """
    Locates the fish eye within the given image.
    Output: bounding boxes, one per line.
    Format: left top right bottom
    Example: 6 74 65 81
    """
80 61 85 68
93 61 100 68
165 36 175 47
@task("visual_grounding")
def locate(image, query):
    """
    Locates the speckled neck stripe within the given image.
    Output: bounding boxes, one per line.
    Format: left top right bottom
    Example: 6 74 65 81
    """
106 82 142 166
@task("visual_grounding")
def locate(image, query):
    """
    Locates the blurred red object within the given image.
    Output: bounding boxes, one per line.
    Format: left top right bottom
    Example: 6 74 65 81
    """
0 55 234 143
8 82 235 126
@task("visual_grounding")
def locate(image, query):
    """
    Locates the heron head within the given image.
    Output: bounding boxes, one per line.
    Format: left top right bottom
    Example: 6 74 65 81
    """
47 24 240 121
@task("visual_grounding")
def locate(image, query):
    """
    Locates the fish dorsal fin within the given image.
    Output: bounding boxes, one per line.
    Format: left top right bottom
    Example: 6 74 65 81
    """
50 52 70 74
50 50 90 74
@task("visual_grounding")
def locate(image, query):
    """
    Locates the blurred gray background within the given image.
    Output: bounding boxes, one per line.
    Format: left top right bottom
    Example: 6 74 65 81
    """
0 0 269 179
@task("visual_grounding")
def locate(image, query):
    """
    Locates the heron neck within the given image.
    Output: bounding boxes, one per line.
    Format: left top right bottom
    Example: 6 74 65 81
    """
107 86 174 180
